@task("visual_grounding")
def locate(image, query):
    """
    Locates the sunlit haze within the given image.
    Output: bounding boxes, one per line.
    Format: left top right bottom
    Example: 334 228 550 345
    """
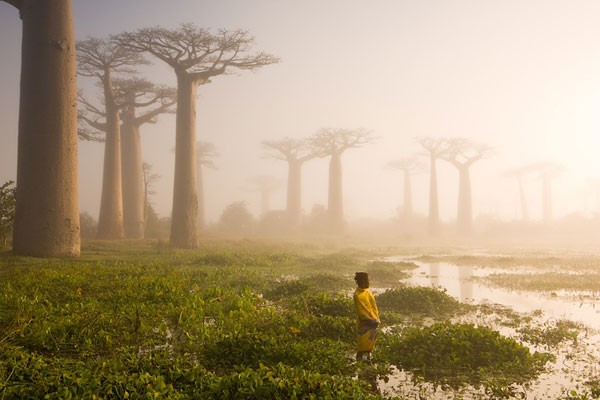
2 0 600 226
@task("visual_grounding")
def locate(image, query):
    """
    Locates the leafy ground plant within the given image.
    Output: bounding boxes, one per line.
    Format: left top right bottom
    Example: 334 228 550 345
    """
376 286 468 318
381 321 554 391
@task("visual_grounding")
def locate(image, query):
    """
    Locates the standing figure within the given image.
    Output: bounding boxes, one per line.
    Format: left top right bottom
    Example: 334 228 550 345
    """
353 272 380 361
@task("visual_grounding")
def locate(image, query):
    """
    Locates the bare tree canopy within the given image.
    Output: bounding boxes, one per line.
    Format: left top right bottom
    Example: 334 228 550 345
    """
441 138 494 167
415 136 449 157
113 24 280 83
197 142 219 169
76 37 146 79
262 137 315 163
310 128 375 157
387 156 425 173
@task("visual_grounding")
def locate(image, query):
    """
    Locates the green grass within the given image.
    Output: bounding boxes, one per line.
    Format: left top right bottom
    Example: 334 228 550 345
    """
0 240 574 398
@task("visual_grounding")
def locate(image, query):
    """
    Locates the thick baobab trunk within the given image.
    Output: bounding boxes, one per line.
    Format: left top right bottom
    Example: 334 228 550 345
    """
428 156 440 235
121 110 145 239
403 169 413 218
96 75 125 239
518 176 529 221
328 152 344 233
170 74 199 248
286 160 302 227
12 0 81 257
197 164 204 231
456 166 472 234
542 174 552 223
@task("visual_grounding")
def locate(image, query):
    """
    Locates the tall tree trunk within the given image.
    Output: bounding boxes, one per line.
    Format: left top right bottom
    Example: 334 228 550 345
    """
328 152 344 233
197 164 204 231
96 73 125 239
457 165 472 234
170 74 198 248
287 160 302 228
121 112 145 239
12 0 80 257
542 174 552 223
518 175 529 221
403 169 413 219
428 156 440 235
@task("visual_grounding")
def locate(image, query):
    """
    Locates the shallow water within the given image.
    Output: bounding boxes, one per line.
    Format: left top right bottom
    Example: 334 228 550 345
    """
408 261 600 330
378 259 600 399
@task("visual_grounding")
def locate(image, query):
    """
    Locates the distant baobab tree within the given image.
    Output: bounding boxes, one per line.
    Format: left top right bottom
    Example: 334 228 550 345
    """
196 142 219 231
441 138 493 234
502 165 533 221
387 156 425 219
528 162 565 223
118 78 176 239
142 162 161 226
77 37 146 240
310 128 375 233
262 137 315 228
115 24 279 248
416 137 448 235
245 176 282 216
4 0 80 256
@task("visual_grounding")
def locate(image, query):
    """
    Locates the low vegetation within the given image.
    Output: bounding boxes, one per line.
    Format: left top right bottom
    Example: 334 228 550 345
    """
0 241 588 398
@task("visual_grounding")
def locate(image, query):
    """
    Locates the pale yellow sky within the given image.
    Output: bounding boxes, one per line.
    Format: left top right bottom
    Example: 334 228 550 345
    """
2 0 600 224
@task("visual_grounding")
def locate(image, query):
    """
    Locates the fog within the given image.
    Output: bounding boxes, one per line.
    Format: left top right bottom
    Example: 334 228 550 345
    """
2 0 600 229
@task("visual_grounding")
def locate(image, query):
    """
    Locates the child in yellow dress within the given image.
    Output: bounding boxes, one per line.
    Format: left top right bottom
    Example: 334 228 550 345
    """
353 272 380 361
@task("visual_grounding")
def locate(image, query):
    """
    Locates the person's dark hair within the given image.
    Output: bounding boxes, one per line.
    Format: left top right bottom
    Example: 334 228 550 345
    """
354 272 369 288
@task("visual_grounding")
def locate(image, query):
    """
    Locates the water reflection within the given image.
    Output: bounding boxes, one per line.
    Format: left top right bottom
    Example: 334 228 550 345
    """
458 265 473 303
428 262 440 288
409 261 600 330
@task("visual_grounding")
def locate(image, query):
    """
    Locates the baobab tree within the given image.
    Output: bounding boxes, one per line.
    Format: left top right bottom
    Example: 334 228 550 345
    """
196 142 218 231
262 137 315 228
528 162 565 223
118 78 176 238
441 138 493 234
142 162 161 225
310 128 375 233
387 156 424 220
245 176 282 216
77 37 145 240
416 137 448 235
115 24 279 248
502 165 533 221
4 0 80 256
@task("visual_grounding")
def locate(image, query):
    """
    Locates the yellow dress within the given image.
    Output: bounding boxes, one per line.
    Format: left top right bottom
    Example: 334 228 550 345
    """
353 287 380 352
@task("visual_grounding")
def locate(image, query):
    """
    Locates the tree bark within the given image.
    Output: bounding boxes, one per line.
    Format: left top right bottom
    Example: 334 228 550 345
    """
12 0 80 257
287 160 302 228
403 169 413 219
328 152 344 233
428 156 440 235
456 165 472 234
197 164 204 231
121 109 145 239
96 72 125 239
170 73 199 248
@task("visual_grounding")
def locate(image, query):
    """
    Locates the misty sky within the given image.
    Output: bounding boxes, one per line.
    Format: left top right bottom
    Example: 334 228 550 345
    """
2 1 600 224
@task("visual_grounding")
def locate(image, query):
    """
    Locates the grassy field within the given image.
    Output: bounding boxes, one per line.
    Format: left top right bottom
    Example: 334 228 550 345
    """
0 239 597 399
